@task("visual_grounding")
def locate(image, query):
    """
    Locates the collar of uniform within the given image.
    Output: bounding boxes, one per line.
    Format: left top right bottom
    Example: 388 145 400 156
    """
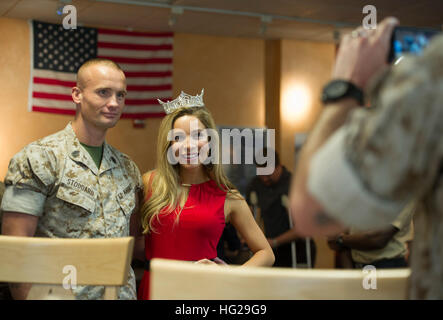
99 142 120 174
65 122 104 176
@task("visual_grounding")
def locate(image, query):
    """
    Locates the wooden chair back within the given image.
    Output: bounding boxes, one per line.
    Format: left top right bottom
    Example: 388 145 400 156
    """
150 258 410 300
0 235 134 300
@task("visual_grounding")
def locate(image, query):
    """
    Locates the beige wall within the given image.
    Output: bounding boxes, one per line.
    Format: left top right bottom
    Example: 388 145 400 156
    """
280 40 336 269
173 33 265 128
280 40 335 170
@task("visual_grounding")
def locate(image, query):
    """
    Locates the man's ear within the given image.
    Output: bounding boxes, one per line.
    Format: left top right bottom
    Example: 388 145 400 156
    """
72 86 82 104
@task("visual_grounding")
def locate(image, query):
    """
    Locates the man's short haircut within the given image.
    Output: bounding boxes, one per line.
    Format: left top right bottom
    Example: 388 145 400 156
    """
76 58 124 88
78 58 123 73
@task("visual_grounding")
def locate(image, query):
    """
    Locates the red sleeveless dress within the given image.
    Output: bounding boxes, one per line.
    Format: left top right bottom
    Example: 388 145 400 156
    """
137 179 227 300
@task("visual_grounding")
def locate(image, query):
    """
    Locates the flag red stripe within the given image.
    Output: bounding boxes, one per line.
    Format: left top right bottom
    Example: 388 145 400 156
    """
97 42 172 51
98 28 173 38
33 106 165 118
32 106 75 115
33 77 171 91
125 71 172 77
33 92 72 101
34 72 173 81
34 92 168 105
34 77 76 87
97 55 172 64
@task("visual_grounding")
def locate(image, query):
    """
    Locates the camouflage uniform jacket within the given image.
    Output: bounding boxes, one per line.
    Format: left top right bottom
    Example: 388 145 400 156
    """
1 122 143 299
308 36 443 299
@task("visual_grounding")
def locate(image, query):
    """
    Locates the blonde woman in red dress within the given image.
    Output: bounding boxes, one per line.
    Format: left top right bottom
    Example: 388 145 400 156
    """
137 90 274 300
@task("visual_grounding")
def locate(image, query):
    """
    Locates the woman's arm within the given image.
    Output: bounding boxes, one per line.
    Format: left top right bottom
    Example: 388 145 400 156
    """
226 194 275 267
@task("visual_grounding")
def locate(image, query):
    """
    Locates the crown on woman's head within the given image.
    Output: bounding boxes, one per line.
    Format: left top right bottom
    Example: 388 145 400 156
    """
158 89 205 114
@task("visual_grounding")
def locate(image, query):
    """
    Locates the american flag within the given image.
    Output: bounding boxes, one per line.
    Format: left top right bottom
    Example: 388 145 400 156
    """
29 20 172 118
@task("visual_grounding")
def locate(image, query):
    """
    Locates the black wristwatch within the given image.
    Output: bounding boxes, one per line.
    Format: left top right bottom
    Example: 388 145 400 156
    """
321 80 364 106
335 236 347 250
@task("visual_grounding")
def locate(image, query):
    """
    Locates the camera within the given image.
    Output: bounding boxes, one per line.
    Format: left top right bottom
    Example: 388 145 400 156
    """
388 26 440 63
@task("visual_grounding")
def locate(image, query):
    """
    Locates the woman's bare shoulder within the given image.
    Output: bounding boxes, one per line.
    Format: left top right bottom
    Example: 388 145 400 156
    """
225 189 245 201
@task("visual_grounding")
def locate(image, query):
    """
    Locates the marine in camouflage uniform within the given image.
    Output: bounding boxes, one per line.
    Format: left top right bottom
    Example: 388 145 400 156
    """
1 122 143 299
308 35 443 298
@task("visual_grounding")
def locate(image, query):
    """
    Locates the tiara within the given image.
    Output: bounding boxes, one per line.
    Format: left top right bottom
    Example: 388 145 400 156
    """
158 89 205 114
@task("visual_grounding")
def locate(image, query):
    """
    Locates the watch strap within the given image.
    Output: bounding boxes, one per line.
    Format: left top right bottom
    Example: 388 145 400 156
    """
322 80 364 106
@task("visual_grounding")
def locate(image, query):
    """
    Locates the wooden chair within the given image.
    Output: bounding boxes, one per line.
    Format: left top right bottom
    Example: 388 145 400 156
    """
0 235 134 300
150 258 411 300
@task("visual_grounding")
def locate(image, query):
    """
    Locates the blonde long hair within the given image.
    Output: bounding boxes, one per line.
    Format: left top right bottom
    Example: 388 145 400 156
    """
141 106 238 234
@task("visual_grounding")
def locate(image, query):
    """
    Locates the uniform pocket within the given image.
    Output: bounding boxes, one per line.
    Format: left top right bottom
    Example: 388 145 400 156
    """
56 183 96 213
117 185 136 217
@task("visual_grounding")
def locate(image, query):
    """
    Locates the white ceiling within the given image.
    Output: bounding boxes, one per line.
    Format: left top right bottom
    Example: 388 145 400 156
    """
1 0 442 42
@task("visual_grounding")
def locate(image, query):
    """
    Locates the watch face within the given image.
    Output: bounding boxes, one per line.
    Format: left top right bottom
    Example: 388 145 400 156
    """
322 80 363 105
329 81 348 97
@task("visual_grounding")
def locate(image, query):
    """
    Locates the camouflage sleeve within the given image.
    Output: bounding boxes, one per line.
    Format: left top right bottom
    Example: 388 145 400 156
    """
307 43 443 230
1 145 56 217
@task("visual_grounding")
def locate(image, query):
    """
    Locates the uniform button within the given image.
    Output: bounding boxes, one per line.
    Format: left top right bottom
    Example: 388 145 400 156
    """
71 150 80 158
111 157 117 163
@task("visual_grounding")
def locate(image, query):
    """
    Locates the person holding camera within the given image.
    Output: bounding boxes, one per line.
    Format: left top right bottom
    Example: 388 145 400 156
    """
289 17 443 299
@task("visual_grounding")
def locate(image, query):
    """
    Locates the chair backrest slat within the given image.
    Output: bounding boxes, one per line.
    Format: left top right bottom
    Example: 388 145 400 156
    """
0 236 134 286
150 258 410 300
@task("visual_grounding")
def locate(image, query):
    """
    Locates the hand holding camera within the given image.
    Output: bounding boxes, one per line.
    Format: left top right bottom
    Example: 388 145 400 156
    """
332 17 399 90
